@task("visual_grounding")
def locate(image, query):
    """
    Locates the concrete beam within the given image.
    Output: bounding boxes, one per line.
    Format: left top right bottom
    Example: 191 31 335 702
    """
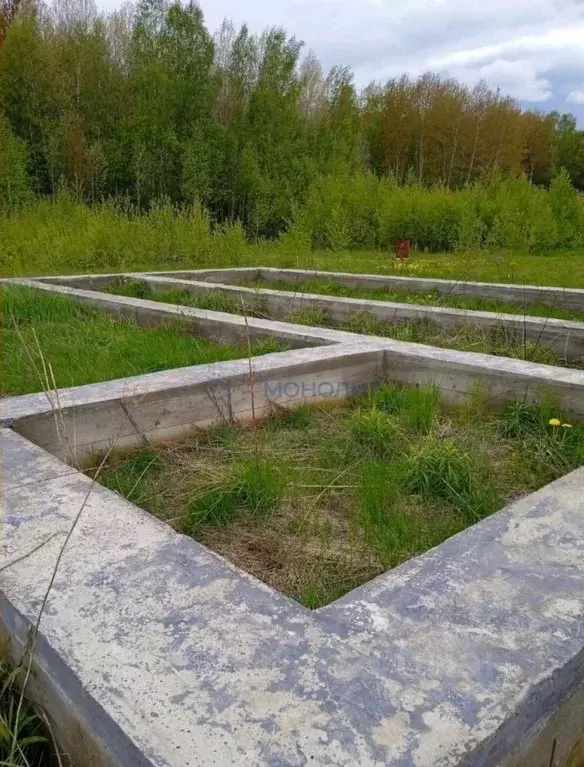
2 344 385 462
3 279 584 431
258 267 584 311
135 274 584 365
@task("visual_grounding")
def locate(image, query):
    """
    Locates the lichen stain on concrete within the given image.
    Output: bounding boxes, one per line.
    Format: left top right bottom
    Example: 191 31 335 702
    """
413 703 474 766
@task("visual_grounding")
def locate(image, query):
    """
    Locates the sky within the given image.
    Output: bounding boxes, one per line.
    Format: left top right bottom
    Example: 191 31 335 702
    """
98 0 584 124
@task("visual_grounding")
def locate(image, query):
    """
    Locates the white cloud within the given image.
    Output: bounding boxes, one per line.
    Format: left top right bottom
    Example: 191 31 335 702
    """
94 0 584 118
447 60 553 102
567 90 584 105
197 0 584 112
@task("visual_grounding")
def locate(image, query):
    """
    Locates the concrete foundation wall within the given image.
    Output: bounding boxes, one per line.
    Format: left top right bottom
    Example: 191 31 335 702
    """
5 345 384 462
1 592 154 767
20 269 584 365
501 681 584 767
137 274 584 364
257 267 584 311
2 427 583 767
1 268 584 766
5 278 352 349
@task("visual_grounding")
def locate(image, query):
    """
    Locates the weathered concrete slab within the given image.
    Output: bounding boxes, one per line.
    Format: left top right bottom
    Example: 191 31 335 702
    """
2 429 584 766
257 267 584 311
2 268 584 765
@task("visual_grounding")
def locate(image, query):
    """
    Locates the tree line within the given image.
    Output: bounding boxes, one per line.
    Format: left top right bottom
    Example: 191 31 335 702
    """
1 0 584 238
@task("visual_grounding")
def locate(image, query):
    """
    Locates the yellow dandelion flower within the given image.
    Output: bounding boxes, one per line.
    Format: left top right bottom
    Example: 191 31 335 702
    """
548 418 561 427
561 423 573 429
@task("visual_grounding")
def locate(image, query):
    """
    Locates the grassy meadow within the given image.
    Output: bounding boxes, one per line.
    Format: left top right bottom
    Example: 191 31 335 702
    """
0 287 286 396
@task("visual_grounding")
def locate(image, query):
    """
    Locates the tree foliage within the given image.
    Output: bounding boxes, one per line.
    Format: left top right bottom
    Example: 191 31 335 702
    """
1 0 583 232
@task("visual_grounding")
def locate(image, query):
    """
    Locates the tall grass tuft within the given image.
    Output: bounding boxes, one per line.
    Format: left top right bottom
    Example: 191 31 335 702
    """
235 460 286 517
186 486 239 530
349 408 399 457
405 440 500 522
368 382 439 434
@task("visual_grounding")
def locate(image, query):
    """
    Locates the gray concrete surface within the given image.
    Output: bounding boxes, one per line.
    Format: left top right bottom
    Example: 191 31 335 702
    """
24 270 584 365
257 267 584 311
2 269 584 766
131 273 584 365
2 428 583 766
22 266 584 311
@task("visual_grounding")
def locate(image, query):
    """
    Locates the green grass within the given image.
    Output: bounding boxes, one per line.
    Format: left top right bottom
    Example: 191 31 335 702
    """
0 287 288 396
281 250 584 290
0 657 57 766
244 278 584 323
107 278 268 317
288 307 575 368
91 383 584 608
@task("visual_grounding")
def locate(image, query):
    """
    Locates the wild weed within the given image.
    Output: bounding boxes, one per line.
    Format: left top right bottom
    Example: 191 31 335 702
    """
0 658 54 766
367 382 439 433
286 308 330 326
349 407 399 457
109 278 153 299
357 459 402 529
186 486 239 530
100 447 161 505
405 440 500 522
266 403 312 430
234 460 286 517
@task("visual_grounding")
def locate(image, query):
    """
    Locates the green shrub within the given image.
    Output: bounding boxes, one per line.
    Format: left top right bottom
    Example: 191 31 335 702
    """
0 116 33 215
549 169 584 247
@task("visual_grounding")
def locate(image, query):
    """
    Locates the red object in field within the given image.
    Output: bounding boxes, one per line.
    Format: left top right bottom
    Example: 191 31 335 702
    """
395 238 410 261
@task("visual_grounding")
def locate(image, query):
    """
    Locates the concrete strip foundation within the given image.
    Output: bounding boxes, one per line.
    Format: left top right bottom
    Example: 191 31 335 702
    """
27 265 584 312
255 266 584 311
30 270 584 364
1 268 584 766
138 273 584 364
